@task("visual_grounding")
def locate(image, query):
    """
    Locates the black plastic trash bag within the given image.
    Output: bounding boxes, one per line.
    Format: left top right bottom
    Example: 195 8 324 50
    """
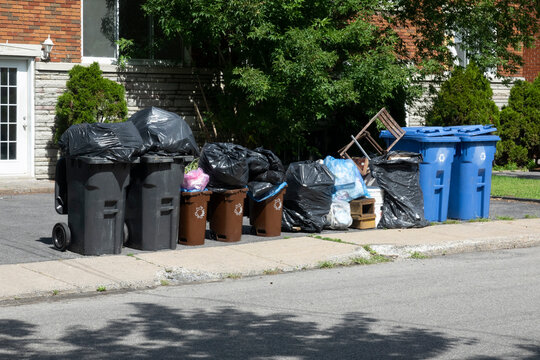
282 161 335 232
248 181 276 199
246 147 286 199
58 122 143 162
199 142 250 192
251 147 286 184
369 151 429 229
128 107 199 156
246 149 270 176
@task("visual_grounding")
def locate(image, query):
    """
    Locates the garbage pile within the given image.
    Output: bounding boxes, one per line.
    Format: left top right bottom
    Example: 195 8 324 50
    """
53 106 500 255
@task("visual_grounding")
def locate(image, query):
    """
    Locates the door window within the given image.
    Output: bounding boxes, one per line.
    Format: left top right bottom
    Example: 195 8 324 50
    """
0 67 17 160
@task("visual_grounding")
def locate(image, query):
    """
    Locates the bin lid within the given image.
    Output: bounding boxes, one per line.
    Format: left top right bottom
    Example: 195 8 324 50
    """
447 124 497 136
72 156 117 164
173 155 195 163
380 127 458 138
140 155 174 163
68 155 140 164
379 130 460 142
458 134 501 142
381 125 497 140
404 126 457 137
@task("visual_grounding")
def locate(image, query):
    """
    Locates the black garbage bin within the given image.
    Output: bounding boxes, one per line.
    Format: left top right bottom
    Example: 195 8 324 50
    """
52 156 131 255
124 155 193 251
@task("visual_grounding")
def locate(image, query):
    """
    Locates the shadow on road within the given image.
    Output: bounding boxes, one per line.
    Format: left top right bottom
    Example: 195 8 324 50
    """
36 237 53 246
0 303 491 359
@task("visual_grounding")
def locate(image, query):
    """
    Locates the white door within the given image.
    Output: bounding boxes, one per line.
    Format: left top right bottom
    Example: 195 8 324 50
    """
0 60 30 176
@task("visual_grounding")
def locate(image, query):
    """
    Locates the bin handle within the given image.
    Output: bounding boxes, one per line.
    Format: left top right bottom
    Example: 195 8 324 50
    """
103 209 119 216
160 206 175 212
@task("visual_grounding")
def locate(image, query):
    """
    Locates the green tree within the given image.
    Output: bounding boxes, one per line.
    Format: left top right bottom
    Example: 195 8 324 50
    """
496 76 540 167
426 63 500 126
142 0 416 155
55 63 128 142
141 0 538 155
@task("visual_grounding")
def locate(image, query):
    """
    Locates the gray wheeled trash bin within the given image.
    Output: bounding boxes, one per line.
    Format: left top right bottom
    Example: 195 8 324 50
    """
52 156 131 255
124 155 192 251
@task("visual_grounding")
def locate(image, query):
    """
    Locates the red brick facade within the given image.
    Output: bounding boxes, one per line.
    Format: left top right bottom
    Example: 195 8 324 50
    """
0 0 81 63
393 25 531 79
523 35 540 82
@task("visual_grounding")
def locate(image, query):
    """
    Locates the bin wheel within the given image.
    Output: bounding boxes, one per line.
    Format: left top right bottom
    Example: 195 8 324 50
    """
123 222 129 246
52 222 71 251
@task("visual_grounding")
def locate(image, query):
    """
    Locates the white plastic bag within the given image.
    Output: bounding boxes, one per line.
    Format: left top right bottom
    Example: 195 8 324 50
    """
325 200 353 230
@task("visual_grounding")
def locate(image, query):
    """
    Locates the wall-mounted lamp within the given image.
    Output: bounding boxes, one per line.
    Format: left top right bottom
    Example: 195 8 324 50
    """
41 35 54 61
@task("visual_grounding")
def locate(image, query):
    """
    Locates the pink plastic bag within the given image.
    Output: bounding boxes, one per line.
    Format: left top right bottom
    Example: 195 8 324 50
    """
182 168 209 191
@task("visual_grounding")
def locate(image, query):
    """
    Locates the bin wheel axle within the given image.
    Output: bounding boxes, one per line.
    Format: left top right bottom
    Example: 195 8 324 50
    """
52 222 71 251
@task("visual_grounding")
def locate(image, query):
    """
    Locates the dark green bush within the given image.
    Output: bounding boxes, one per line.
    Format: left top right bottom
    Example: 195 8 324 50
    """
495 76 540 167
55 62 128 142
426 63 499 126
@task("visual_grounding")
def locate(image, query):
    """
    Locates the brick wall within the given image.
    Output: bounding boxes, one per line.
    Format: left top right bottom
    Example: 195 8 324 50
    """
0 0 81 63
392 23 527 78
34 63 215 179
523 34 540 82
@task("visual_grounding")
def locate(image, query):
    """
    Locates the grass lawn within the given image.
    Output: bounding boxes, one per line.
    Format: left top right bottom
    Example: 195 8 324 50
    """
491 175 540 200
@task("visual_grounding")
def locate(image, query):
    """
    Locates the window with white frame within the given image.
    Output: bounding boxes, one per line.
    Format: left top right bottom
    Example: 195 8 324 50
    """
83 0 117 59
453 32 468 67
82 0 186 64
450 30 496 77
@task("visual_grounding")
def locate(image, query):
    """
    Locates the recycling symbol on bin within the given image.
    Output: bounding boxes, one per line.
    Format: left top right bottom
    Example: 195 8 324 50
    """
438 153 446 162
234 203 243 216
480 152 486 161
273 198 282 211
194 206 205 219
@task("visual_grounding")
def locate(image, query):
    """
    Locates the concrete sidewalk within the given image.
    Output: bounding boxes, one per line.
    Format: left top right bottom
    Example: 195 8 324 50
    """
0 178 54 195
2 218 539 303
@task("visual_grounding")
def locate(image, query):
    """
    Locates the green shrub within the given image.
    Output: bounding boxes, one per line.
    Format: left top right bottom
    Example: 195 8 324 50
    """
55 62 128 143
426 63 499 126
495 76 540 167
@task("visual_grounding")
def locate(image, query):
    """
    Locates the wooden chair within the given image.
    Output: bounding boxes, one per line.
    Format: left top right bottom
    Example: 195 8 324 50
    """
338 107 405 164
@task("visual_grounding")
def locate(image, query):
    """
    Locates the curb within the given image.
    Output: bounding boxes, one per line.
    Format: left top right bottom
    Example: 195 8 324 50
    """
491 196 540 204
0 188 54 196
371 235 540 258
493 171 540 180
3 235 539 305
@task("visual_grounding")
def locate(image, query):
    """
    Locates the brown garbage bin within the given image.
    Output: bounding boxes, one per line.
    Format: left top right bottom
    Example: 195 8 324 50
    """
249 186 287 237
178 190 212 246
208 188 248 242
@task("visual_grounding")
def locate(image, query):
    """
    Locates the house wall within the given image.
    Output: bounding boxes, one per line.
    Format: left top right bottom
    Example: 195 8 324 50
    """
34 62 214 179
406 78 519 127
523 32 540 82
391 25 527 125
0 0 81 63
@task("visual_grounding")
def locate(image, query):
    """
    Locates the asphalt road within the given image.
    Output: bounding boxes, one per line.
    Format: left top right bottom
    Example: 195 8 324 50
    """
0 192 539 265
1 247 539 359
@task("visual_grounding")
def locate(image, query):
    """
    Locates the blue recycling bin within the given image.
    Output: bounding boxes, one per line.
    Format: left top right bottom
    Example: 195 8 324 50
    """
447 126 500 220
380 129 460 222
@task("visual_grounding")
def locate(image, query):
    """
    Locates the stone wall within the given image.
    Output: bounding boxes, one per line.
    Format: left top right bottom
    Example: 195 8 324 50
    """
406 78 520 127
34 62 215 179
